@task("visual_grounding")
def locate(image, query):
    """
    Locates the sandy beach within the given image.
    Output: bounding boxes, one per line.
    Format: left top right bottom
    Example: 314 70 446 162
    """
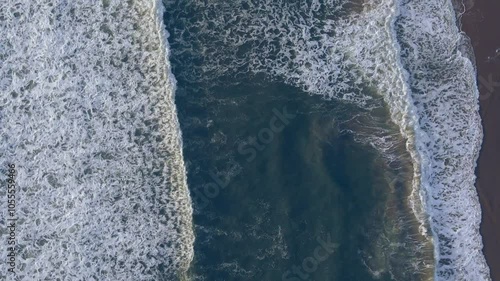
460 0 500 280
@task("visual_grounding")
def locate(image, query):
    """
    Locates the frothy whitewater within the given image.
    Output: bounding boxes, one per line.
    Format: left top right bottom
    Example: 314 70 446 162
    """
0 1 194 280
0 0 492 279
164 0 490 279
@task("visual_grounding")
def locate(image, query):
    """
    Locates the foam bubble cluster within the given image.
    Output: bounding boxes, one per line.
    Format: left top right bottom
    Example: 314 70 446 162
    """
0 1 193 280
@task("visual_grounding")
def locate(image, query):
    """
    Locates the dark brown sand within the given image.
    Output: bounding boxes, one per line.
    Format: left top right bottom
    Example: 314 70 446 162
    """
460 0 500 280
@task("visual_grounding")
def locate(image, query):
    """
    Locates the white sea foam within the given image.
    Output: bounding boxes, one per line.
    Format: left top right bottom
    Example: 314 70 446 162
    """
394 0 490 279
0 1 194 280
166 0 491 279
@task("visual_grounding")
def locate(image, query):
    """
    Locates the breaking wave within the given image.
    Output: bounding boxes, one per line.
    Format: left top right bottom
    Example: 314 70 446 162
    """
395 0 490 279
0 1 193 280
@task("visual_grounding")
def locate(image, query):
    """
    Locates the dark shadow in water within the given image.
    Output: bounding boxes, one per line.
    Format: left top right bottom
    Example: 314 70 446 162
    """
175 79 403 280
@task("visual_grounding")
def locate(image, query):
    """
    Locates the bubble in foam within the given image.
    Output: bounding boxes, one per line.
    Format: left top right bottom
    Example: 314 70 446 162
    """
0 0 193 280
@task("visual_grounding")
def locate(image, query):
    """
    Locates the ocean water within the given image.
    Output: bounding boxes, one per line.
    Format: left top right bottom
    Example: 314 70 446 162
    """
163 0 491 280
0 0 491 280
170 80 436 280
0 1 193 280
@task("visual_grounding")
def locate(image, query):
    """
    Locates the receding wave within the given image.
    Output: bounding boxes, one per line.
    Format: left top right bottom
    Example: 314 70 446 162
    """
0 1 193 280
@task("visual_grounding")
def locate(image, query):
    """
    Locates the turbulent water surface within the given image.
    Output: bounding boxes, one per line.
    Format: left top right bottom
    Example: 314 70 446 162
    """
0 1 193 280
0 0 492 280
164 0 490 280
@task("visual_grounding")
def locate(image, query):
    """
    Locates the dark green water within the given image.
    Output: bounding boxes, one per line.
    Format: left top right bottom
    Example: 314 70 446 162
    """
163 1 434 280
170 80 432 280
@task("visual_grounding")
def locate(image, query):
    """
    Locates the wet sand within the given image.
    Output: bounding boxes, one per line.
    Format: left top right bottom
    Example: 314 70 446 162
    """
460 0 500 280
